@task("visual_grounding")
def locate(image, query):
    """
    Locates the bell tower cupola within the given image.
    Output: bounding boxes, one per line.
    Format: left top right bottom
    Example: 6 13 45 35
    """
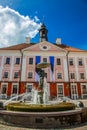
39 23 48 42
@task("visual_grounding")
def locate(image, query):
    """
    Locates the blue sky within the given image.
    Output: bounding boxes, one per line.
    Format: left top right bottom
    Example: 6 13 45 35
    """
0 0 87 50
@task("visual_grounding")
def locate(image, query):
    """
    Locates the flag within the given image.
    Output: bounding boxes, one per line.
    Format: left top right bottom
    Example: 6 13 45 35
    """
49 56 54 82
35 56 41 81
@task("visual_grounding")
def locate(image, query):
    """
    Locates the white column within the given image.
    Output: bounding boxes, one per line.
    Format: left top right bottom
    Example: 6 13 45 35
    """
75 57 79 81
0 56 4 80
21 54 26 81
10 56 14 81
63 57 68 81
83 56 87 79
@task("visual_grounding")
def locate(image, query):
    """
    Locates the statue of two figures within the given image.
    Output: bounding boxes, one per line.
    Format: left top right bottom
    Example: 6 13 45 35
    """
38 69 48 104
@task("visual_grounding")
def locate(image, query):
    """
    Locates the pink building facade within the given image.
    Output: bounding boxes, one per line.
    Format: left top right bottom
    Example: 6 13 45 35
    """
0 24 87 100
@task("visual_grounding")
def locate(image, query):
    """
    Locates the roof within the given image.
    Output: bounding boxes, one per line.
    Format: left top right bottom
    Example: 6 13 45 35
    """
0 43 34 50
0 42 86 52
55 44 86 52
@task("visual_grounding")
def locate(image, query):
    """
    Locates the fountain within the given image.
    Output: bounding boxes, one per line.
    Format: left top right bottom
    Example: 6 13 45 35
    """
0 62 85 129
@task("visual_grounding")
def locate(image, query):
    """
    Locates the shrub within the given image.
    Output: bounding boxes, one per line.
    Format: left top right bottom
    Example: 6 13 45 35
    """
7 102 75 112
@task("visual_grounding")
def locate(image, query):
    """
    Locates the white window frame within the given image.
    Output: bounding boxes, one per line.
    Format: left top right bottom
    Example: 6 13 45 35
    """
15 57 20 64
43 58 47 63
70 83 78 99
56 58 61 65
57 83 64 98
80 73 85 80
81 83 87 99
26 83 33 93
11 83 19 97
28 72 33 78
5 57 10 64
0 83 8 99
69 58 74 66
70 73 75 79
29 58 33 64
78 58 83 66
57 73 62 79
14 72 19 79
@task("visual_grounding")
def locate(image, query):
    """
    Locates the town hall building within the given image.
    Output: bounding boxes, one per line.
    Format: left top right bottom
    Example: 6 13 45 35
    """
0 23 87 100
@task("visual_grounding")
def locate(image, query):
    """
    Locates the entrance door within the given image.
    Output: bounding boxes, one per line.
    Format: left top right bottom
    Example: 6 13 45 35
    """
71 83 78 99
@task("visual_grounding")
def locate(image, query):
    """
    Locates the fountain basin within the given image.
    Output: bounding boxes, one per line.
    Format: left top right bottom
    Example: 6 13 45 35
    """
0 108 85 128
6 102 75 112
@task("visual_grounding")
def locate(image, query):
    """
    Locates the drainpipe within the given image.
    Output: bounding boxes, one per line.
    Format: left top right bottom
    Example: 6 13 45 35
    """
66 51 71 98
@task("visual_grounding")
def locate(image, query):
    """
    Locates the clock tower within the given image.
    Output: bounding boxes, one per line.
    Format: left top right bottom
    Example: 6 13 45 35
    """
39 23 48 42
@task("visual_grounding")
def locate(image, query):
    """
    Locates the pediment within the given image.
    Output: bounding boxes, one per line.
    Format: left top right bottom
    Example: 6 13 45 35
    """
22 41 67 52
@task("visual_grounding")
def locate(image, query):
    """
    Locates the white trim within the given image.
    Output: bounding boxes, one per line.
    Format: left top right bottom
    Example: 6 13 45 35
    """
83 56 87 80
22 41 67 52
0 56 4 80
21 55 26 81
10 56 14 81
75 57 79 81
57 83 64 98
0 82 8 99
70 83 78 99
63 57 68 81
80 83 87 99
11 83 19 97
26 83 33 93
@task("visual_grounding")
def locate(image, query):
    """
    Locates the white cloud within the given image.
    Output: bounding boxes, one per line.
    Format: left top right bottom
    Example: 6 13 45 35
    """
0 6 41 47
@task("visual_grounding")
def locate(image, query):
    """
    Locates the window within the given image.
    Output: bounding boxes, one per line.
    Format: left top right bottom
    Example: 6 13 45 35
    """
69 59 74 65
6 57 10 64
57 58 61 65
26 85 32 93
43 46 47 49
16 58 20 64
4 72 8 78
78 59 83 66
80 73 85 79
43 58 47 63
70 73 75 79
29 58 33 64
2 84 7 94
28 72 33 78
57 73 62 79
14 72 18 78
71 84 77 94
12 85 18 94
82 85 87 94
57 84 63 97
